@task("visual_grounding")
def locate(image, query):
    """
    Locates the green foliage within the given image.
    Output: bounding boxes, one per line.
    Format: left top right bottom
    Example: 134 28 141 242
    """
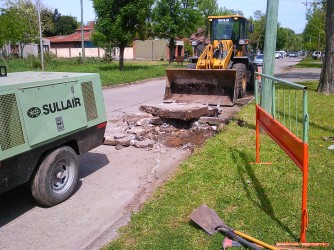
216 7 243 16
295 56 323 68
0 0 39 49
40 8 56 37
152 0 201 62
249 10 303 52
40 7 77 37
303 1 326 51
93 0 153 70
197 0 219 39
277 27 303 51
249 10 266 52
54 15 78 36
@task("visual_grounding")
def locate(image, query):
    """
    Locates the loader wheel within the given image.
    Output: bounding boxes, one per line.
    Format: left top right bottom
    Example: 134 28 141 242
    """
233 63 247 98
31 146 79 207
247 65 255 91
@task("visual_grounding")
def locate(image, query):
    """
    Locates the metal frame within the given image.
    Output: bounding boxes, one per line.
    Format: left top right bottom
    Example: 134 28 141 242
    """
254 72 328 247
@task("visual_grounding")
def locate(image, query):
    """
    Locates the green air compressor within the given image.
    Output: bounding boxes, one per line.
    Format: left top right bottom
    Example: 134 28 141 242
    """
0 69 107 206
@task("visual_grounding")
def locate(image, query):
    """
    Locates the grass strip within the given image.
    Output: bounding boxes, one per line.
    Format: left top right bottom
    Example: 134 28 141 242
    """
295 56 323 68
105 81 333 249
0 57 183 86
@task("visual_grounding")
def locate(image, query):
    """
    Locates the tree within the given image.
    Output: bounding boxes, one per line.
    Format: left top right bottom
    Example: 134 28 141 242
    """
303 1 326 52
0 0 39 58
93 0 153 70
41 8 56 37
276 26 302 51
249 10 266 53
249 10 302 53
216 7 243 16
152 0 201 63
318 0 334 93
55 15 78 35
198 0 218 41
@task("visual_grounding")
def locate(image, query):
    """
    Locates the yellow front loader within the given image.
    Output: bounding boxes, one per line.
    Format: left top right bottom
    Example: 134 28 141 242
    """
164 15 254 106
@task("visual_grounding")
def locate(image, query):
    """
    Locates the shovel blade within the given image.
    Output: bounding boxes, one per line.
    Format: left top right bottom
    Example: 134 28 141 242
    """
190 204 227 236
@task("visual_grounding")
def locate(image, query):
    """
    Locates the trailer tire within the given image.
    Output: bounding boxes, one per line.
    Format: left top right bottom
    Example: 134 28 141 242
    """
233 63 247 98
31 146 79 207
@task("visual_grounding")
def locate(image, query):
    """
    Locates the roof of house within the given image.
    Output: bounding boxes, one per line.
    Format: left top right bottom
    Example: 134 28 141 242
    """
46 21 94 43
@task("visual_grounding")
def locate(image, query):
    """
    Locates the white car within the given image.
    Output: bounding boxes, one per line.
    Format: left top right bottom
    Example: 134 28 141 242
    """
275 51 281 59
312 51 322 59
254 54 264 65
279 51 286 58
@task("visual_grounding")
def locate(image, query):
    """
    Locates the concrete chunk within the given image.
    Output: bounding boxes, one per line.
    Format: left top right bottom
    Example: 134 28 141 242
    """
198 116 229 125
133 139 156 148
104 136 131 147
139 103 218 121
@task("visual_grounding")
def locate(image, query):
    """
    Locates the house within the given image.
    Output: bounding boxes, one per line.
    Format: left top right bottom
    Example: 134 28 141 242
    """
47 21 96 49
0 39 50 58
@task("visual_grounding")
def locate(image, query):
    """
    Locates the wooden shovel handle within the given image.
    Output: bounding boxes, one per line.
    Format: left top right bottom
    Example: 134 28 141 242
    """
219 228 261 250
234 230 278 250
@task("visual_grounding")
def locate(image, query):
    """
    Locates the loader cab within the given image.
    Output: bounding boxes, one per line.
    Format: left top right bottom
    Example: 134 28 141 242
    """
209 15 250 45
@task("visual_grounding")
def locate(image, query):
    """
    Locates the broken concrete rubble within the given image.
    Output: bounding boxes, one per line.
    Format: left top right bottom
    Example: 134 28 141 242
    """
103 94 254 150
139 103 219 121
198 116 230 126
133 139 156 148
103 112 221 150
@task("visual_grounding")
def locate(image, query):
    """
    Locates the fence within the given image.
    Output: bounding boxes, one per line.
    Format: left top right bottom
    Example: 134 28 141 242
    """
254 72 328 247
50 47 134 59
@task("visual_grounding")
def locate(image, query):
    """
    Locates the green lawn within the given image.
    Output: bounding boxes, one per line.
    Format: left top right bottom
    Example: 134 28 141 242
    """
105 81 333 249
0 57 183 86
295 56 323 68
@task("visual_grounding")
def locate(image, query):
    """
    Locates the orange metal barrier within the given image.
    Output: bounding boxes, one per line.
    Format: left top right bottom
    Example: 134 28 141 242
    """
256 105 308 242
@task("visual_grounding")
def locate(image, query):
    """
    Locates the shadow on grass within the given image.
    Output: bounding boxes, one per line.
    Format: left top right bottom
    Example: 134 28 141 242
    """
231 148 298 241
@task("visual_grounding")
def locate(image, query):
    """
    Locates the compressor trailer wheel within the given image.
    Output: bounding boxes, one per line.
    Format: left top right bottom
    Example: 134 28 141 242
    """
31 146 79 206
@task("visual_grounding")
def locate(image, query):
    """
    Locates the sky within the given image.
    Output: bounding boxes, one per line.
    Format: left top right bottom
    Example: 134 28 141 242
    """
42 0 308 34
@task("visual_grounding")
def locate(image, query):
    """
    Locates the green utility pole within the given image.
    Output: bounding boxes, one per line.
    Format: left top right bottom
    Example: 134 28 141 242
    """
261 0 279 114
80 0 85 59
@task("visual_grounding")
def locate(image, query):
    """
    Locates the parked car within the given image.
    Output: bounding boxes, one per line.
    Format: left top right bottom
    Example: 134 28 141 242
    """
275 51 281 59
254 54 264 65
287 52 298 57
279 51 286 58
312 51 322 60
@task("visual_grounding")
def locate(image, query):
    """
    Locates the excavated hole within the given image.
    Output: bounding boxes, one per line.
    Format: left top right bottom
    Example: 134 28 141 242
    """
154 119 216 148
105 114 222 150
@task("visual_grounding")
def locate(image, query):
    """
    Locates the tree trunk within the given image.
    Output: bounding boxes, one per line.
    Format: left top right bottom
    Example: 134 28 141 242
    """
19 43 24 59
119 46 125 71
169 38 175 64
318 0 334 94
256 23 264 53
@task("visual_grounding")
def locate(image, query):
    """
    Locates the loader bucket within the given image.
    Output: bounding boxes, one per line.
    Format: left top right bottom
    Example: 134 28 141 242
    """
164 69 238 106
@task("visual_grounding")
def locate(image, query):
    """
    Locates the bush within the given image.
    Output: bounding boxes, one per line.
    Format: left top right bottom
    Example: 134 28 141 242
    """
26 54 41 69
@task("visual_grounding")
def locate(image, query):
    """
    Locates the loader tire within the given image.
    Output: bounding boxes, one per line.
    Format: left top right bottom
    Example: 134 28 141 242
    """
233 63 247 98
247 65 255 91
